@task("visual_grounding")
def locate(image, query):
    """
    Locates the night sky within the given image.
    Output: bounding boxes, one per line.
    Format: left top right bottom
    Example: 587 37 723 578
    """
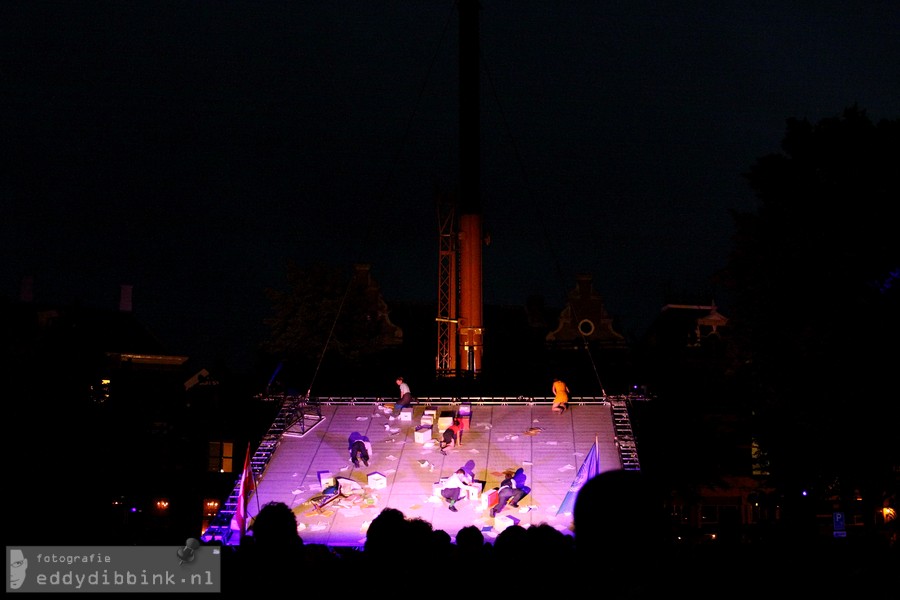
4 1 899 370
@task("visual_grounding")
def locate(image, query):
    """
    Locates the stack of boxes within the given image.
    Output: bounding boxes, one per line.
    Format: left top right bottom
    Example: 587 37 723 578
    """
437 410 456 435
415 408 436 444
457 402 472 432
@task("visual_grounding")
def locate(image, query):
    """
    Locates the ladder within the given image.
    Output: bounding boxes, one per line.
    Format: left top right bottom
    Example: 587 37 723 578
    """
611 398 641 470
200 396 302 543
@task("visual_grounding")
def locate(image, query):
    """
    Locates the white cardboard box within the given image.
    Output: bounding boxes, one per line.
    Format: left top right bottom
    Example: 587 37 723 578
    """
400 407 414 421
317 470 335 491
437 410 455 433
414 425 433 443
493 514 515 532
367 472 387 490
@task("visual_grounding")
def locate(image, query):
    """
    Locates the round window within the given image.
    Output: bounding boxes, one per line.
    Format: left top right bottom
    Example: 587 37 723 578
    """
578 319 595 336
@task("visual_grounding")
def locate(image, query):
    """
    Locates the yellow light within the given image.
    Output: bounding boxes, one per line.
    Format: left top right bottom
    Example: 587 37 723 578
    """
883 507 896 523
155 500 170 510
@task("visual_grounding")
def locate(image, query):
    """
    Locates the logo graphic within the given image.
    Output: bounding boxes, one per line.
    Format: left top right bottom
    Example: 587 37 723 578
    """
9 548 28 590
177 538 200 565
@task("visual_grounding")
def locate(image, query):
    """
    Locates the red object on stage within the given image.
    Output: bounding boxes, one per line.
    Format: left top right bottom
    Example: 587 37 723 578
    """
231 442 256 538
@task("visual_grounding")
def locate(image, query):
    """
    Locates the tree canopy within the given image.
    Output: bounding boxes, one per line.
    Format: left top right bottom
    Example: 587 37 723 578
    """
261 262 404 392
720 106 900 500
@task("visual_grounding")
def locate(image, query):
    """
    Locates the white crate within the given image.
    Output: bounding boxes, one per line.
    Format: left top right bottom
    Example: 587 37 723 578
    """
437 411 455 433
414 425 433 443
493 514 515 532
317 471 335 491
367 472 387 490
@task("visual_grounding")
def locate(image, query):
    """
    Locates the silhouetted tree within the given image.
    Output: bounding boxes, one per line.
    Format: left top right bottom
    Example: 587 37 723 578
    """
718 106 900 512
261 262 402 389
263 261 347 362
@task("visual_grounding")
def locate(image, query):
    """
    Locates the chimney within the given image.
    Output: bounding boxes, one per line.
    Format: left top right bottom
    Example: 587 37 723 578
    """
20 275 34 302
576 274 593 299
119 284 133 312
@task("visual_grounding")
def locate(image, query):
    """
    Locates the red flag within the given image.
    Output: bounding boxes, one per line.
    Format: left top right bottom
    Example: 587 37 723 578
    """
231 442 256 537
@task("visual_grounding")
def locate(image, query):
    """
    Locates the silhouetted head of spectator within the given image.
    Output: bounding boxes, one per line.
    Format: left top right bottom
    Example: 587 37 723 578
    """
574 469 668 566
249 501 303 549
407 516 436 548
455 524 485 555
492 523 527 566
525 522 575 560
365 507 408 563
431 528 453 555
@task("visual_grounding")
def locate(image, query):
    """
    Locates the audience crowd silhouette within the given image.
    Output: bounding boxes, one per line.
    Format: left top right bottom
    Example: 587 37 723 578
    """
221 470 893 596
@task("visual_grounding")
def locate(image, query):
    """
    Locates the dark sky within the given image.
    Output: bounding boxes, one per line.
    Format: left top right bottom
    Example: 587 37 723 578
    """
4 1 899 370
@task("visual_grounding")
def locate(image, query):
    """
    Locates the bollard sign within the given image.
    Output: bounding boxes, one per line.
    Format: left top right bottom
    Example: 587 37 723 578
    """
833 512 847 538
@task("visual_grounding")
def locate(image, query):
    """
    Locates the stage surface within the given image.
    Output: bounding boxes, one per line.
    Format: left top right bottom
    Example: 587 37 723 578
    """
222 399 634 547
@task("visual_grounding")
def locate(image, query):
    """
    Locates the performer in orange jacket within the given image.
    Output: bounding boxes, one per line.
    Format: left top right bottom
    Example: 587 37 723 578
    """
552 378 570 414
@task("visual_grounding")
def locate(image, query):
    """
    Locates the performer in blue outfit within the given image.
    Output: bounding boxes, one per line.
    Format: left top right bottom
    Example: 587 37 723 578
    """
492 468 528 517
